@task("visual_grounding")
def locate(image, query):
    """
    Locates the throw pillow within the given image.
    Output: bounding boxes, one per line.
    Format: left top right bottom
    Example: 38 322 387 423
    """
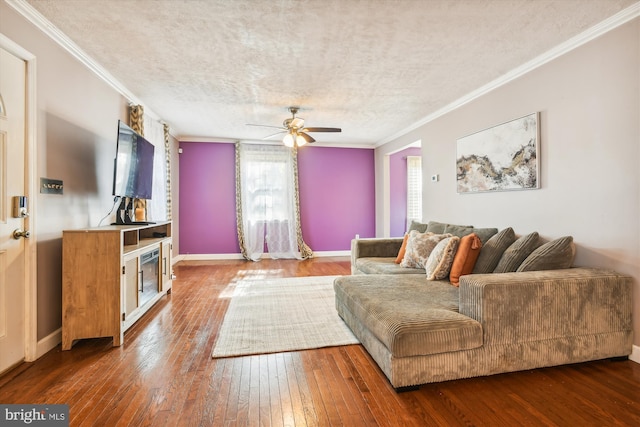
493 232 540 273
401 231 452 269
517 236 575 272
394 233 410 264
472 227 499 244
472 227 516 274
449 233 483 286
425 236 460 280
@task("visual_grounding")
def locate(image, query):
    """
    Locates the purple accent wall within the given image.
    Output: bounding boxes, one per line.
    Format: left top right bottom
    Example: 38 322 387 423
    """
389 147 422 237
179 142 239 254
298 146 375 251
179 142 375 254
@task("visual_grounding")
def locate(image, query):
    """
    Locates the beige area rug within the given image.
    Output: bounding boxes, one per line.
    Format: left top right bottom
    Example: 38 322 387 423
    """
211 275 359 358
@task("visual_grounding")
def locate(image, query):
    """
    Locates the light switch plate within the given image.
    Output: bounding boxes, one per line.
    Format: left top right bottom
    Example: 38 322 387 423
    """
41 178 64 195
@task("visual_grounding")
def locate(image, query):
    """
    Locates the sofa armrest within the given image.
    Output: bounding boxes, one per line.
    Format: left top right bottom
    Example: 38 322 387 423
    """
458 268 633 346
351 237 403 259
351 238 404 274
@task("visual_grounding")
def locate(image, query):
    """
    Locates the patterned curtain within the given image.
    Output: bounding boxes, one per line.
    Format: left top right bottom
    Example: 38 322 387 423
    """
163 123 173 220
129 104 144 135
129 105 146 218
291 146 313 258
235 142 249 260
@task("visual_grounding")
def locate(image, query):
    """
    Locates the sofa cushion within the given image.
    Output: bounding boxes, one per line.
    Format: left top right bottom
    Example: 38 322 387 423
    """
426 221 447 234
334 275 483 357
408 220 428 233
493 232 540 273
517 236 575 272
443 224 474 237
425 236 460 280
472 227 516 274
427 221 473 234
400 231 452 268
440 224 498 243
450 233 483 286
356 257 426 274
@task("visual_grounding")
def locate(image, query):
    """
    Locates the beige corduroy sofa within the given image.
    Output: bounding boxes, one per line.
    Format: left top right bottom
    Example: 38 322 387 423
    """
334 222 634 390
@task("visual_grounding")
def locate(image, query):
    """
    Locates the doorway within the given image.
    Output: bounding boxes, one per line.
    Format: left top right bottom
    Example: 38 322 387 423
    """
384 140 422 237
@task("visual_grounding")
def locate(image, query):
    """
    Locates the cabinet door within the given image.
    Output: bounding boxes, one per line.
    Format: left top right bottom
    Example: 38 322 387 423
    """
124 255 140 318
161 240 172 292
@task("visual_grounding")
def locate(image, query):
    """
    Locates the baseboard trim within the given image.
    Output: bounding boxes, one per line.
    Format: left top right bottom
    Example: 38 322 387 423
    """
177 251 350 261
312 250 351 257
35 328 61 359
630 344 640 364
178 253 244 261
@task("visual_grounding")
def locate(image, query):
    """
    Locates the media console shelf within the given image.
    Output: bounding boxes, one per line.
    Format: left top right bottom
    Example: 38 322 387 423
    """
62 221 172 350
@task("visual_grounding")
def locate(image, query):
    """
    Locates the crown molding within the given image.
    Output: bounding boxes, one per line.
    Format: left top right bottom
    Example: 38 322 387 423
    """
5 0 167 123
376 2 640 147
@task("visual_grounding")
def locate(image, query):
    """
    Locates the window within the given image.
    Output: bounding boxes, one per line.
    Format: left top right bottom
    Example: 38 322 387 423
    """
243 151 290 222
406 156 422 230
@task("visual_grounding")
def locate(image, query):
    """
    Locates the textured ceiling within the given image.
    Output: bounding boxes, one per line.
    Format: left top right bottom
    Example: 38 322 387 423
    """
22 0 637 147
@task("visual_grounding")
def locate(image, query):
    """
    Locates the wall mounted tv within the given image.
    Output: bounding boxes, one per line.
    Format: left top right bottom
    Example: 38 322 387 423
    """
112 120 155 200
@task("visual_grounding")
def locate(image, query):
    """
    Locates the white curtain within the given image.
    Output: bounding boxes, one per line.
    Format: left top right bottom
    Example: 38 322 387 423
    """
143 115 168 221
238 143 301 261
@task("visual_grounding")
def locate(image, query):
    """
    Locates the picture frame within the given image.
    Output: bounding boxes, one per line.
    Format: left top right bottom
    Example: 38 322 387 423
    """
456 112 540 194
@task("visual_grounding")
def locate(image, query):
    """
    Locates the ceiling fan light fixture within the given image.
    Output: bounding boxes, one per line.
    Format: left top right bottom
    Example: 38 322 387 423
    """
295 134 307 147
282 132 295 147
250 106 341 147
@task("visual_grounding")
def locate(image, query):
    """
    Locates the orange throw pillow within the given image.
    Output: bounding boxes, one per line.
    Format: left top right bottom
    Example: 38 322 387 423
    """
395 233 410 264
449 233 482 286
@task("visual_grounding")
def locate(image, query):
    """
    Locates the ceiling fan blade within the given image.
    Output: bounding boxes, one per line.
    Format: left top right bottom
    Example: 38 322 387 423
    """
262 130 287 140
299 132 315 143
302 127 341 133
246 123 286 130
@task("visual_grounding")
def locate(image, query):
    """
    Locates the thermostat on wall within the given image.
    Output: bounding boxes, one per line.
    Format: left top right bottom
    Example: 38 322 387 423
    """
431 174 439 182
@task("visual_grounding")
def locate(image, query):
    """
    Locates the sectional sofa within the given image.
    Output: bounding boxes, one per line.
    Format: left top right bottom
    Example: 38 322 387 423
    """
334 221 634 390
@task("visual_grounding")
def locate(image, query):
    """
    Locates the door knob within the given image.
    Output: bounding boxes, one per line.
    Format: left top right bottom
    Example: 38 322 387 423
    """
12 229 30 239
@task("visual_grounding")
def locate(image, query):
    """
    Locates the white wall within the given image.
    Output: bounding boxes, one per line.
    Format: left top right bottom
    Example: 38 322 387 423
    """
376 18 640 346
1 2 130 341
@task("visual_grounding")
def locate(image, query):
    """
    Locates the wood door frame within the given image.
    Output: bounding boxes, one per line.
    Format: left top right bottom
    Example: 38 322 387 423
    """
0 33 38 362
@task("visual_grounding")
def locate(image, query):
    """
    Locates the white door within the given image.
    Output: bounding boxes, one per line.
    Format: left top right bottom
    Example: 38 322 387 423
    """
0 46 28 374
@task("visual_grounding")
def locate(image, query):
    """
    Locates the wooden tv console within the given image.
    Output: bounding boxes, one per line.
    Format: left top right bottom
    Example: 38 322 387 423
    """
62 221 173 350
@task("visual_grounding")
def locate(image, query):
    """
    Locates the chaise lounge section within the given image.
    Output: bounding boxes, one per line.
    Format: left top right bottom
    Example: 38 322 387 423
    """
335 268 633 389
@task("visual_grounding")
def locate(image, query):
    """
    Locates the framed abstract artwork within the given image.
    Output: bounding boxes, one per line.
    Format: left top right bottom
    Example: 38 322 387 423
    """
456 112 540 194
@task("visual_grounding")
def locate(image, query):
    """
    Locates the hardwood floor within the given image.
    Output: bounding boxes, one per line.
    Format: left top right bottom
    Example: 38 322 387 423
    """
1 257 639 426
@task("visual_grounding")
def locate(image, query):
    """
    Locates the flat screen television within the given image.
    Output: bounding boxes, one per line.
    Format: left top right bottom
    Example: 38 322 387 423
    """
112 120 155 200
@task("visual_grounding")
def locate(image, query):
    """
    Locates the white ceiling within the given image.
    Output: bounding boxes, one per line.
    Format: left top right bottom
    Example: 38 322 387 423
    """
17 0 639 147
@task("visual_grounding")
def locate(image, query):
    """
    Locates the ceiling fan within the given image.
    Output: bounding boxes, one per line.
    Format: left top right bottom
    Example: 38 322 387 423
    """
247 107 341 147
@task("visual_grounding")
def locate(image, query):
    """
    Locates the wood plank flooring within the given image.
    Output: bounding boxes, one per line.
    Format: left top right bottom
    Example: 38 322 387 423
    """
1 257 639 426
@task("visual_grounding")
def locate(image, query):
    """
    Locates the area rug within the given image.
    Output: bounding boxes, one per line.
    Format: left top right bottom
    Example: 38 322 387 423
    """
211 275 359 358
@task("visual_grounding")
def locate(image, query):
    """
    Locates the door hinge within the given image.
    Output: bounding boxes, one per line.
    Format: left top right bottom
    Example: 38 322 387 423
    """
122 313 125 321
122 266 125 275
